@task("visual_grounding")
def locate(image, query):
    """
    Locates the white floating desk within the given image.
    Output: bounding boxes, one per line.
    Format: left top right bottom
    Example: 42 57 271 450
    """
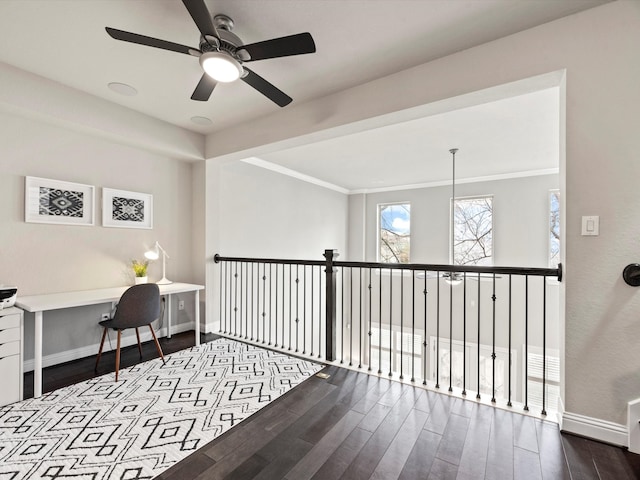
16 282 203 398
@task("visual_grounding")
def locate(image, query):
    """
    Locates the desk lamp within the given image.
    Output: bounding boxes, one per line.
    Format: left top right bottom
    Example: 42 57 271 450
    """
144 241 172 285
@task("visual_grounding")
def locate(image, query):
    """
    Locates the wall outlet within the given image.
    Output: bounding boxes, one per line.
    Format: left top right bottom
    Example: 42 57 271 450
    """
178 300 185 311
101 313 110 321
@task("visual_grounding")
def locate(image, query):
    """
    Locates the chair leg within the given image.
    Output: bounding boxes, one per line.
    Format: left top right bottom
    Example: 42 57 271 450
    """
95 327 108 372
115 330 122 382
148 325 166 364
135 328 143 359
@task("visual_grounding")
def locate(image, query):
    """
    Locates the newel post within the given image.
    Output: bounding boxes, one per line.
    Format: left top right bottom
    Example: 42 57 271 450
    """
324 249 338 362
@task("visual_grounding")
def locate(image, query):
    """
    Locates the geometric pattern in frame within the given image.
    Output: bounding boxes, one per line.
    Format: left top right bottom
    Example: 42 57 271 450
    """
0 338 323 480
38 187 84 217
111 196 144 222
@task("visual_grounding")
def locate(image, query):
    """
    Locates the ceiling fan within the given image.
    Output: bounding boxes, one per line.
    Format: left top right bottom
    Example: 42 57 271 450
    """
105 0 316 106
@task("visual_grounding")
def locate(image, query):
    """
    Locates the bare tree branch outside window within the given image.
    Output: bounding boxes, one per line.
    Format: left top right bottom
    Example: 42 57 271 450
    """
453 196 493 266
379 203 410 263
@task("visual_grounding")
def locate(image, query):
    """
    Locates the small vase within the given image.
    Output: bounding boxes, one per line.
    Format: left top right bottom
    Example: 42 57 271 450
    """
135 276 148 285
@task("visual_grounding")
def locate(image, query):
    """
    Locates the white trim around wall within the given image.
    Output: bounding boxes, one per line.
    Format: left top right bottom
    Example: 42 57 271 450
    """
559 410 628 448
23 322 194 372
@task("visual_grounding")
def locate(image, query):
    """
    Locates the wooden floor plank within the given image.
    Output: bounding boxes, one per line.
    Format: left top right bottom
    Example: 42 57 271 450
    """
513 446 543 480
370 408 429 480
535 420 571 480
435 412 471 467
560 433 601 480
398 429 443 480
251 437 313 480
338 387 420 479
456 401 493 479
285 410 365 480
25 331 640 480
310 427 373 480
485 407 515 480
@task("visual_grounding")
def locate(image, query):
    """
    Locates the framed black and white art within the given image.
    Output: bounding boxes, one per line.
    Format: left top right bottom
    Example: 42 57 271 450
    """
102 188 153 229
25 176 95 226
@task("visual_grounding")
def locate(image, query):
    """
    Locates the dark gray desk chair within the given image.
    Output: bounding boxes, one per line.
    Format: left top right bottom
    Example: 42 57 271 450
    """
95 283 165 381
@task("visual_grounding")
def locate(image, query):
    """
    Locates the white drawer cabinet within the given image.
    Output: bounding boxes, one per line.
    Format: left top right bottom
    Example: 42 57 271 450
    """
0 307 23 406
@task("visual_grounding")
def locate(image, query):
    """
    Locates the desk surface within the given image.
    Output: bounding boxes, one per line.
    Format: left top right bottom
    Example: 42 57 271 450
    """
15 282 204 312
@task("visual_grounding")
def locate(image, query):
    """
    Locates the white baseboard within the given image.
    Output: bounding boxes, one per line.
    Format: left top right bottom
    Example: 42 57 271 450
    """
23 323 194 373
560 410 628 447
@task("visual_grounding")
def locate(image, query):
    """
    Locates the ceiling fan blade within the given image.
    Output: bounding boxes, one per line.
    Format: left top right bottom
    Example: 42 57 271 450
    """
241 32 316 61
182 0 218 39
106 27 198 56
241 68 292 107
191 73 217 101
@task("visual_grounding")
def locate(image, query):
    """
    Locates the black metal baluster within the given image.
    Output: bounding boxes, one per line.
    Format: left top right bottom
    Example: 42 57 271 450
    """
400 269 404 380
223 261 228 334
491 273 497 403
349 266 353 366
449 274 453 392
359 268 363 369
235 262 242 337
476 272 481 400
274 264 278 347
218 260 223 333
262 263 266 344
341 266 345 363
250 263 254 341
268 264 273 346
462 272 467 396
507 274 513 407
310 266 314 356
389 268 393 377
542 276 547 416
234 262 239 336
302 266 307 354
244 262 249 340
524 275 529 411
318 266 323 359
295 264 300 352
368 268 373 372
378 267 382 374
282 263 286 348
436 272 440 389
289 264 293 350
411 270 415 382
423 270 427 386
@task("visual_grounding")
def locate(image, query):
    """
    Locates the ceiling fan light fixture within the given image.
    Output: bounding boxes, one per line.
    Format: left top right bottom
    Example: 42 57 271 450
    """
199 51 242 83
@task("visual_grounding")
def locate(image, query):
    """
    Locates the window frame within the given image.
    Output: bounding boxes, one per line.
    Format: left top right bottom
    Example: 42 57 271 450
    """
377 202 411 264
450 194 494 266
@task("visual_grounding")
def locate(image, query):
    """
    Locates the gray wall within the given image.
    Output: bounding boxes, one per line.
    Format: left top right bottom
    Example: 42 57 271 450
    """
0 110 201 363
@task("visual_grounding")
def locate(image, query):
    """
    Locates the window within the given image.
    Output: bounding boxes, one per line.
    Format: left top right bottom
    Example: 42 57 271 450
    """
549 190 560 267
452 196 493 265
378 203 410 263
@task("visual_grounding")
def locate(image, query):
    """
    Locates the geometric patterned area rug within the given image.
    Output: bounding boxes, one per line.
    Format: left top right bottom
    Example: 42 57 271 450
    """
0 338 323 480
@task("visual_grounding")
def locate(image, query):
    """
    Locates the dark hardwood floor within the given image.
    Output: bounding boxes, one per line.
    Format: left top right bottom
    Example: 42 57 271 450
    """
23 332 640 479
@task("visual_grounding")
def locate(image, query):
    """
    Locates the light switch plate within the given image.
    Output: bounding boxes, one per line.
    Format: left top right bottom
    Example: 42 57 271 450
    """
581 215 599 236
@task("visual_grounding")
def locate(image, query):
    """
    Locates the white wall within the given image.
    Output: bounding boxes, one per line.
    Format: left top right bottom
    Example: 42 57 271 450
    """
0 110 201 362
206 160 348 333
218 161 348 259
203 1 640 439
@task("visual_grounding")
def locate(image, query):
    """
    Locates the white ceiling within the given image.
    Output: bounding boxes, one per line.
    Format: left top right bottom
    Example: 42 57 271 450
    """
0 0 606 189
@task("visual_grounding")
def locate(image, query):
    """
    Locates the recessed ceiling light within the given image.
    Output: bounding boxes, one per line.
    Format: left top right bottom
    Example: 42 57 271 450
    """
108 82 138 96
190 116 213 126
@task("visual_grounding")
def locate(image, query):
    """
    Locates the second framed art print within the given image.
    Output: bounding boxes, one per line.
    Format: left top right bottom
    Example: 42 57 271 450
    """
102 188 153 229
